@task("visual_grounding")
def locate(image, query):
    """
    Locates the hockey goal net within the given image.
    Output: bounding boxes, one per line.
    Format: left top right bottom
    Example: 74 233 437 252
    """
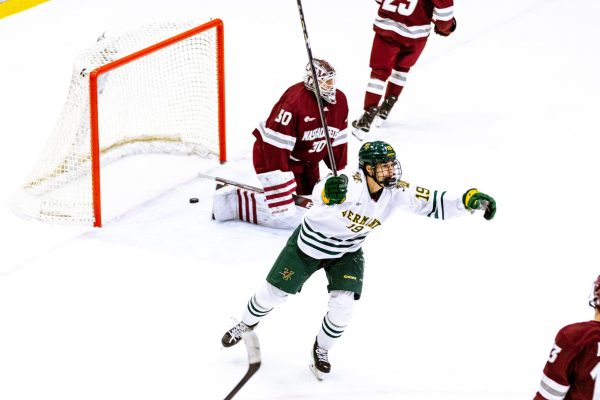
13 19 226 227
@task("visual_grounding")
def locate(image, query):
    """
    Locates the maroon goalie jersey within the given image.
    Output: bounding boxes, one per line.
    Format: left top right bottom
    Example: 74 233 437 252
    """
252 82 348 174
534 320 600 400
373 0 454 43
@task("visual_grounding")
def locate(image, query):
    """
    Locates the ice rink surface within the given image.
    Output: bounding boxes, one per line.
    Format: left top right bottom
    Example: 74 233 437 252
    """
1 1 599 399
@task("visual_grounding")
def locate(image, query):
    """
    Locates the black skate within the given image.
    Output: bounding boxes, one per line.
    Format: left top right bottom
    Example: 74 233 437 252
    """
221 321 257 348
309 338 331 380
351 106 378 141
374 95 398 127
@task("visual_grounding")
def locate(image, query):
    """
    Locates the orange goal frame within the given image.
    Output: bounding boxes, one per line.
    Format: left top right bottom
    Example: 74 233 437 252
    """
88 19 225 227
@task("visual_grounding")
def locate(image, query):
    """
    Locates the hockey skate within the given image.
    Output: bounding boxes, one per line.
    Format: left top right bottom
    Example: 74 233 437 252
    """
221 321 257 348
309 338 331 380
373 95 398 128
351 106 378 141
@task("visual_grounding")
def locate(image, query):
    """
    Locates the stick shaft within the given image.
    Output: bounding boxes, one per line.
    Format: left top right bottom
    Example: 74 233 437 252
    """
295 0 337 176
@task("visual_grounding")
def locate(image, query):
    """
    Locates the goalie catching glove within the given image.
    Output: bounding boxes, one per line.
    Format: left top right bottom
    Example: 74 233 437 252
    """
463 188 496 220
322 175 348 205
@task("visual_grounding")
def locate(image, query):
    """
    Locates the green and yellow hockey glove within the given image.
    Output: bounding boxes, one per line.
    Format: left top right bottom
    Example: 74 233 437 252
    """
322 174 348 205
463 188 496 220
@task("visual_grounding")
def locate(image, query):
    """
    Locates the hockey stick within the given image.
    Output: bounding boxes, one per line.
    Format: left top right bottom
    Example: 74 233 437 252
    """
224 331 261 400
295 0 337 176
199 173 263 193
198 173 313 209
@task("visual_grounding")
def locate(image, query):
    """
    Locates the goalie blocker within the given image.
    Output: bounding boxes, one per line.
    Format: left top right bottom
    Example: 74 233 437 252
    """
211 170 312 230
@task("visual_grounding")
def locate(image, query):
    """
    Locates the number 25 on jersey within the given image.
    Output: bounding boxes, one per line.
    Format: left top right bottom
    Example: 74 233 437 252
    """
381 0 419 16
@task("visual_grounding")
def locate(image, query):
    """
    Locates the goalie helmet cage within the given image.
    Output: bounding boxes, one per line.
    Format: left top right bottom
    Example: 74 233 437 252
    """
13 19 226 227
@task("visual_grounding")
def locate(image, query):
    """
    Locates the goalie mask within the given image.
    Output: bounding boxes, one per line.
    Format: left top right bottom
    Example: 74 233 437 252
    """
358 141 402 188
303 58 337 104
589 275 600 310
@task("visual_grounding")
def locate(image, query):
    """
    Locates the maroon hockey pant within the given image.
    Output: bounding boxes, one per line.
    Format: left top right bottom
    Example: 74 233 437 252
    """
364 34 427 109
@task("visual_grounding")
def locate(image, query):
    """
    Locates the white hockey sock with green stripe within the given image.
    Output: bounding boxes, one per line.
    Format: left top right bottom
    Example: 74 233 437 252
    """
316 290 355 350
242 281 288 326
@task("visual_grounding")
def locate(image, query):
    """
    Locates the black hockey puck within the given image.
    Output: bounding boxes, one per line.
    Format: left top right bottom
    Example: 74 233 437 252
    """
189 197 199 204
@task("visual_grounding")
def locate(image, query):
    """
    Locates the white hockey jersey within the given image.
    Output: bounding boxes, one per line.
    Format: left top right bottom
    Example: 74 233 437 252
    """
297 170 469 259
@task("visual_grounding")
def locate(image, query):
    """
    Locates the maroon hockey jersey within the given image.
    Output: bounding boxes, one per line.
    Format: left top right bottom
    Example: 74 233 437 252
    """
534 320 600 400
373 0 454 43
252 82 348 174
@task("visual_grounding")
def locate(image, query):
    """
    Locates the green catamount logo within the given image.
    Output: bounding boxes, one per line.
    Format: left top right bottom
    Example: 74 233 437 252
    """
279 268 295 281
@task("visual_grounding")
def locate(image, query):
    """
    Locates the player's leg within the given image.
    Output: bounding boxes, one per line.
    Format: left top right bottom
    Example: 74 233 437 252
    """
221 281 288 347
297 163 320 196
253 140 298 215
310 250 364 379
265 226 321 293
212 183 302 229
376 39 428 126
352 34 399 137
212 140 299 228
212 140 266 223
256 170 297 216
288 160 312 196
212 184 240 222
222 227 321 347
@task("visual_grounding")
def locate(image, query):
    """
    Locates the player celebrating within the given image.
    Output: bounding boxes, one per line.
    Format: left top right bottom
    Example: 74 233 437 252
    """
533 275 600 400
212 58 349 229
221 140 496 379
352 0 456 139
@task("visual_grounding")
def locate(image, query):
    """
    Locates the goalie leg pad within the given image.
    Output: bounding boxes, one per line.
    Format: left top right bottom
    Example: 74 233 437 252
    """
212 185 240 222
212 184 261 224
257 170 297 218
213 184 303 229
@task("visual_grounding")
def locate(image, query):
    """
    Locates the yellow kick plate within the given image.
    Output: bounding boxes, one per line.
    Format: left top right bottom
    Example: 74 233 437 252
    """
0 0 49 19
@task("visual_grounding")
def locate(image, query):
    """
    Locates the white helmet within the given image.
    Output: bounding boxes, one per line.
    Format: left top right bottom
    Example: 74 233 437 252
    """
589 275 600 310
303 58 337 104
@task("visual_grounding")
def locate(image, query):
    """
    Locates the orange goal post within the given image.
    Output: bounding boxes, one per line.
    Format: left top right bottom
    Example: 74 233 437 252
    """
13 19 226 227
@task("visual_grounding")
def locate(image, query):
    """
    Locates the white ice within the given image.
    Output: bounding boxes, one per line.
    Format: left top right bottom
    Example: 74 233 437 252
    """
1 0 599 399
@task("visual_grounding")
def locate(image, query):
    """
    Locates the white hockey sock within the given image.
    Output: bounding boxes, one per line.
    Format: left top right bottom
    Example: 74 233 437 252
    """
388 69 408 87
366 77 386 96
316 290 355 350
241 282 289 327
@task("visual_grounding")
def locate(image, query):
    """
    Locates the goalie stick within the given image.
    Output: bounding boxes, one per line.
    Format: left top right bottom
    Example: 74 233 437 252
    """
224 331 261 400
198 173 313 209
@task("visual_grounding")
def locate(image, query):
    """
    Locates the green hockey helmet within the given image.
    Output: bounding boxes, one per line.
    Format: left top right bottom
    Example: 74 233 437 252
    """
358 141 402 188
358 141 397 167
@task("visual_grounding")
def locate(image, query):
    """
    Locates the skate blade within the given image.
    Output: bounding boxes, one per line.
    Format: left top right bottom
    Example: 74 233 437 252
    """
373 116 383 128
309 362 326 380
351 127 366 142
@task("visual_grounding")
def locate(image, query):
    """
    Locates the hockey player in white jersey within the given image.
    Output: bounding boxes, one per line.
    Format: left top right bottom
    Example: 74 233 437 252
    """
221 140 496 380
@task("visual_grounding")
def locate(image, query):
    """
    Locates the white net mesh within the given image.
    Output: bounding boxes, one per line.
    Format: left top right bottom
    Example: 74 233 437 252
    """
13 20 223 225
